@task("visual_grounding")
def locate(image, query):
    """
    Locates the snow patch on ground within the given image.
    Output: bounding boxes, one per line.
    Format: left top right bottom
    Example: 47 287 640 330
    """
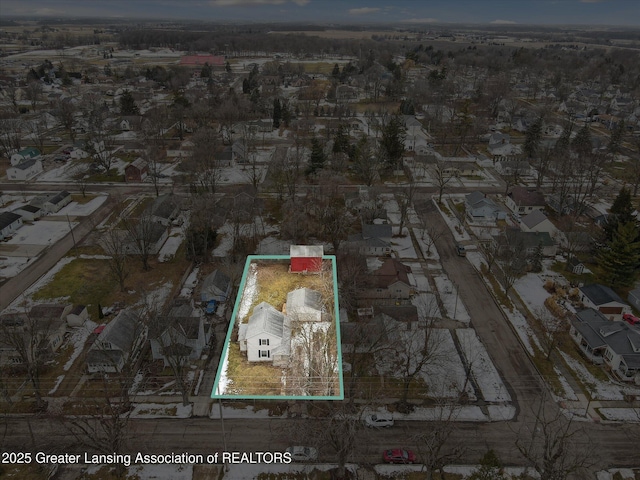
390 227 418 258
210 404 276 419
64 320 97 371
554 367 579 401
6 220 77 246
57 196 108 216
598 408 640 422
560 352 626 401
434 275 470 323
48 375 65 394
180 266 199 298
158 227 184 262
130 402 192 418
514 273 551 313
456 329 511 403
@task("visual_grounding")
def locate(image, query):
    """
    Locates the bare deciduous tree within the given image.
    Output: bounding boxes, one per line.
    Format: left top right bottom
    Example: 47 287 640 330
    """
100 227 130 292
516 399 597 480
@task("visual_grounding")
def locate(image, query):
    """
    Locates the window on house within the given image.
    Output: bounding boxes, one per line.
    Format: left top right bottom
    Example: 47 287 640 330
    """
259 350 270 358
259 339 270 346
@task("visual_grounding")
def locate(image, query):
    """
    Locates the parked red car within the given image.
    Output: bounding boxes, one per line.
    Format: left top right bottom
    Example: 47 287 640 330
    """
383 449 416 464
623 313 640 325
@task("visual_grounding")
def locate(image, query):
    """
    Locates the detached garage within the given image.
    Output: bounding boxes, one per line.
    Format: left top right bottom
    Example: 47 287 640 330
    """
290 245 323 273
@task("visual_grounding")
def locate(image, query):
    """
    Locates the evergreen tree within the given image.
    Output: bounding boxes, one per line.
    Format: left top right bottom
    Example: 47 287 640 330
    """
200 63 211 78
524 117 543 159
380 115 406 171
119 90 139 115
571 122 592 158
273 98 282 129
281 101 291 127
98 303 104 320
598 221 640 288
242 78 250 94
608 119 625 156
307 137 326 175
604 187 637 242
469 450 505 480
332 125 349 154
225 61 232 73
531 242 543 273
331 63 340 78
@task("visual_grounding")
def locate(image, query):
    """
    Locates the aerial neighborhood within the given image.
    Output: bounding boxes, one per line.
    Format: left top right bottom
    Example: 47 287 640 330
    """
1 10 640 480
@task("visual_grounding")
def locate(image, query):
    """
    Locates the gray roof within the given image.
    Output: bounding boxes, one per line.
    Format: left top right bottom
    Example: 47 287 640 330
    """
505 229 555 248
521 210 549 229
580 284 627 306
290 245 323 257
0 211 22 230
12 158 39 170
200 270 230 296
148 194 179 220
246 302 287 339
362 223 392 239
93 309 140 352
287 288 322 313
465 191 485 206
574 309 640 367
15 204 40 214
47 190 71 206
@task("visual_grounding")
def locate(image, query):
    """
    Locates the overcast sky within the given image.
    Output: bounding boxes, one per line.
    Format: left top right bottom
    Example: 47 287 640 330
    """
2 0 639 26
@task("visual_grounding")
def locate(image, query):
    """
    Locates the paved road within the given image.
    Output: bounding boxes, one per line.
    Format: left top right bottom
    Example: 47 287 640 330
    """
413 197 550 417
2 416 638 471
0 195 115 311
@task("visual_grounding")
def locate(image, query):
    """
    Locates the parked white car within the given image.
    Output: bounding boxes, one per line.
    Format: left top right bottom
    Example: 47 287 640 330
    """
286 446 318 462
364 413 394 428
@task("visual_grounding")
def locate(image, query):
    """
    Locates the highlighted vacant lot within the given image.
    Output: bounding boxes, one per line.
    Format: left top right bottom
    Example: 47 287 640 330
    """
212 255 343 400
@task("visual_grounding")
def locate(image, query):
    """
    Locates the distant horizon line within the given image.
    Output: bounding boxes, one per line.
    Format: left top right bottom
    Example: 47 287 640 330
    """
2 16 640 29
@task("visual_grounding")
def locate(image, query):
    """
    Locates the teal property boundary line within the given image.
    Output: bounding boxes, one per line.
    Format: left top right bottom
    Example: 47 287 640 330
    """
211 254 344 400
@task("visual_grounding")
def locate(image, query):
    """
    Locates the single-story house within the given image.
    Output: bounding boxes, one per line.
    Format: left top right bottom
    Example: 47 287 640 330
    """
6 158 43 181
10 147 40 166
238 302 291 366
125 158 149 182
290 245 323 273
0 212 24 240
465 192 507 222
570 308 640 382
286 288 324 322
495 229 558 257
506 186 546 215
147 194 180 226
200 269 232 304
86 309 147 373
13 204 42 222
579 284 630 322
44 191 72 214
520 210 557 236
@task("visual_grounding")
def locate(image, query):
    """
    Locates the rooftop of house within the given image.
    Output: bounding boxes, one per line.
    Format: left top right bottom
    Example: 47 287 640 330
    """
580 284 627 306
508 186 546 207
47 190 71 206
521 210 550 229
0 211 22 230
245 302 288 339
374 258 412 288
573 309 640 367
11 158 40 170
92 309 142 353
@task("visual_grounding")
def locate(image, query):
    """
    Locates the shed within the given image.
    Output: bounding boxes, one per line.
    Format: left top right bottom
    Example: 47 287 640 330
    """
290 245 323 273
0 212 23 240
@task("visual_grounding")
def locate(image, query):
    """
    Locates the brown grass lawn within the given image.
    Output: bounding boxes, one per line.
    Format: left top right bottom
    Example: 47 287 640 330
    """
34 248 190 313
245 260 334 322
225 342 282 396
